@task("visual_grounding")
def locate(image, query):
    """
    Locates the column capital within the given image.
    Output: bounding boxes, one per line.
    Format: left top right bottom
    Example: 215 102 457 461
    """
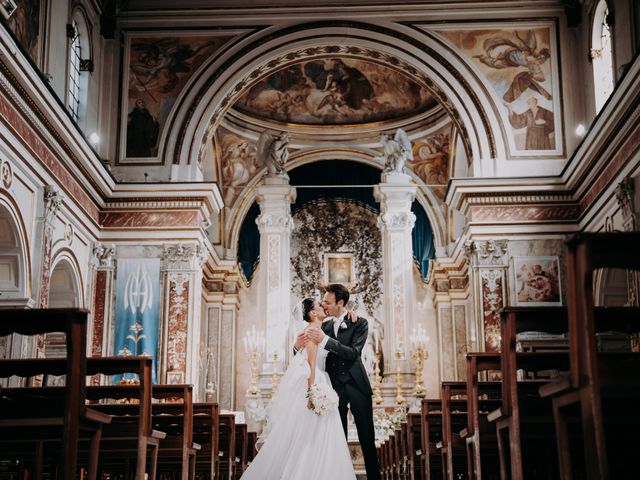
162 242 207 271
466 239 509 267
91 243 116 269
377 211 416 231
43 185 63 228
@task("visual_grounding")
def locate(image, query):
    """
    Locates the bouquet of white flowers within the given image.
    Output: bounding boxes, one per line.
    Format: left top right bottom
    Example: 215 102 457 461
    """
306 383 339 416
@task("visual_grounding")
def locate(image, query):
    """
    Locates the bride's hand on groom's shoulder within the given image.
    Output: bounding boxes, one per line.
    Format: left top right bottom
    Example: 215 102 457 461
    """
348 310 358 323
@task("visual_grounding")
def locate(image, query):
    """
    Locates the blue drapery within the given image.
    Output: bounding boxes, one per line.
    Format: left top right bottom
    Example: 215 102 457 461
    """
237 160 435 280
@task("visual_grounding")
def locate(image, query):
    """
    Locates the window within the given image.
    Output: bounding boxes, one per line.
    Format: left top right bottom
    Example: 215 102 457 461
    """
591 1 614 113
67 21 82 123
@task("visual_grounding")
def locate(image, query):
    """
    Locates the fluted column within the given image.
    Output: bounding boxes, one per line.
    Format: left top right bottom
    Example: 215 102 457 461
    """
374 172 417 363
255 176 296 367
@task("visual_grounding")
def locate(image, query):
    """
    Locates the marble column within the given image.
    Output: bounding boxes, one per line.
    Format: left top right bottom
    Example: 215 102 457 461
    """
161 242 207 387
201 280 240 409
465 240 509 352
89 244 116 357
374 172 417 362
255 176 296 367
36 186 62 309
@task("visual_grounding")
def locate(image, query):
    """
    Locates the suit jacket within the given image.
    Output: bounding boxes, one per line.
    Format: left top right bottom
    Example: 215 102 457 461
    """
322 316 373 396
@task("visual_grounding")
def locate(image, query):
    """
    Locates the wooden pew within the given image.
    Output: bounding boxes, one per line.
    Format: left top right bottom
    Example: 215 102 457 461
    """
192 403 219 480
406 413 423 480
0 308 110 480
489 307 570 480
217 413 236 480
233 422 248 478
539 233 640 480
5 356 162 480
462 353 501 480
421 398 444 480
437 382 468 480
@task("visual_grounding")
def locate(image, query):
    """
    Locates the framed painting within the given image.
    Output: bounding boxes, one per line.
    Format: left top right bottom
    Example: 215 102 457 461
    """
323 252 355 286
513 256 562 306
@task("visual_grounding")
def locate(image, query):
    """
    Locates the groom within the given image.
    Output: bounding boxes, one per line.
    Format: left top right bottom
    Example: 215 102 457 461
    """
296 283 381 480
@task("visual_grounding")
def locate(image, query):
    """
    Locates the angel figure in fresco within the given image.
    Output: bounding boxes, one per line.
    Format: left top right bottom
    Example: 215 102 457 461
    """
409 133 450 185
257 131 290 178
130 38 220 96
380 129 413 175
474 30 552 103
505 97 554 150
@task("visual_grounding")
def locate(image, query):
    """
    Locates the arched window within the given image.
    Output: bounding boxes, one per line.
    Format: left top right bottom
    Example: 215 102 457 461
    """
67 20 82 122
591 0 615 113
66 10 93 127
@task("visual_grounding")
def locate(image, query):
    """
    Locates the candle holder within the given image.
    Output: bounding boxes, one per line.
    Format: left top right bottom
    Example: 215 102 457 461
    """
409 324 429 397
271 352 280 395
395 351 406 405
243 325 265 395
373 352 383 405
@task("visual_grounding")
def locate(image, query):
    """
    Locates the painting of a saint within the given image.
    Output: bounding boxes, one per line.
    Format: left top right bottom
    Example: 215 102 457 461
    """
438 26 560 155
235 57 435 125
505 97 554 150
123 34 232 159
514 256 562 306
126 99 160 157
324 253 354 286
7 0 41 65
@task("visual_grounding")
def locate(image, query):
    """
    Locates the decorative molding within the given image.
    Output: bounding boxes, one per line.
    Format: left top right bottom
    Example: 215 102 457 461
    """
255 213 293 232
91 243 116 269
43 185 63 227
466 239 508 267
615 177 636 229
162 242 207 271
480 268 504 352
378 211 416 231
100 211 200 228
0 159 12 189
166 272 190 384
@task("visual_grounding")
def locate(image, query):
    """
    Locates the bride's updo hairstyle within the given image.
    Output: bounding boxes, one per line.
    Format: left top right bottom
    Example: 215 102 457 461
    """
301 298 315 322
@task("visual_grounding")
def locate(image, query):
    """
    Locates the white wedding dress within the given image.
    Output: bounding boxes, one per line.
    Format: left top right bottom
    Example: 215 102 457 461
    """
241 345 356 480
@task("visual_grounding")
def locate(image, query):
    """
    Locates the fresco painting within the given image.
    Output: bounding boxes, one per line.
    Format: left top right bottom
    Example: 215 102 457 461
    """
440 27 559 153
125 35 232 158
217 128 261 207
408 126 452 200
7 0 41 65
234 57 436 125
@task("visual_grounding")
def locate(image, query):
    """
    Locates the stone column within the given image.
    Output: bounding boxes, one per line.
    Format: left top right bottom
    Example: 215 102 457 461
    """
161 242 207 387
255 176 296 367
36 186 62 309
89 244 116 356
374 172 417 362
465 240 509 352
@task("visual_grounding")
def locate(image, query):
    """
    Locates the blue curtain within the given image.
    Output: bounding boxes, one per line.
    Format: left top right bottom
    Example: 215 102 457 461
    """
238 202 260 282
236 160 435 280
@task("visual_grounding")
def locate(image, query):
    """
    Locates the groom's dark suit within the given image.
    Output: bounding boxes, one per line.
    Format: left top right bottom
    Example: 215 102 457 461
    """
322 314 381 480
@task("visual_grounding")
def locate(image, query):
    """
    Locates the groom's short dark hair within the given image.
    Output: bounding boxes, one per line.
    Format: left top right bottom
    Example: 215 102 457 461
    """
326 283 350 307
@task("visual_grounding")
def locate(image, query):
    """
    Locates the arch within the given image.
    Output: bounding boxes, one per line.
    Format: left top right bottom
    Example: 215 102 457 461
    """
591 0 615 113
595 268 628 306
164 21 504 177
0 194 31 301
49 250 84 308
224 152 447 259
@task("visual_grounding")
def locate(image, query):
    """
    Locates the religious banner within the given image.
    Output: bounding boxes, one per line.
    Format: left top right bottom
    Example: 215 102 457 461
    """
114 258 161 382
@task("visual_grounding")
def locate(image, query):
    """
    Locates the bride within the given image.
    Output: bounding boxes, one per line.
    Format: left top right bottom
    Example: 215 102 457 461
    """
240 298 356 480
